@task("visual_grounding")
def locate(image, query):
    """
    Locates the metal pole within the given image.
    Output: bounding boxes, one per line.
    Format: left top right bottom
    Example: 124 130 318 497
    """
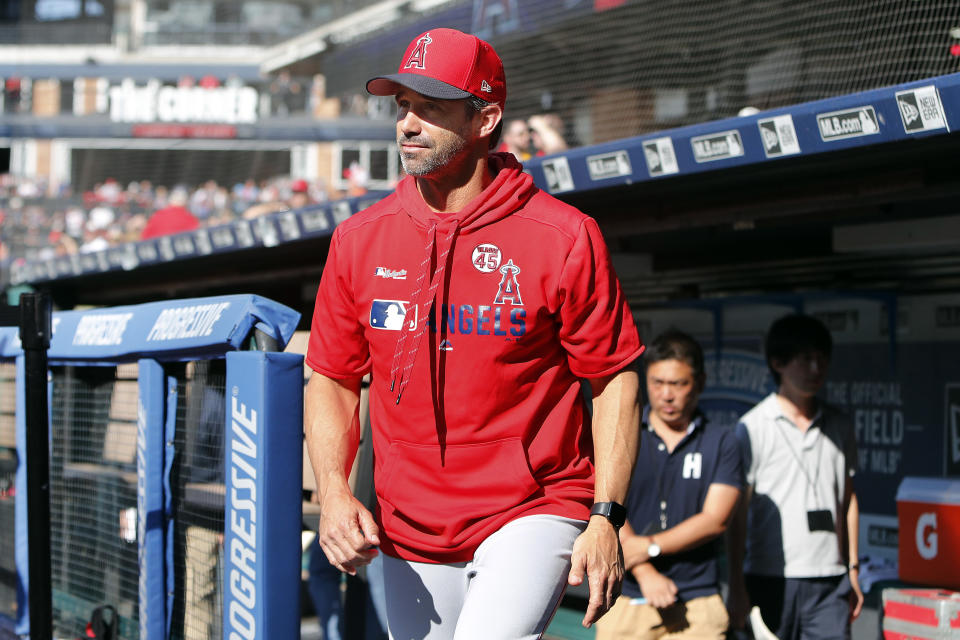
20 292 52 640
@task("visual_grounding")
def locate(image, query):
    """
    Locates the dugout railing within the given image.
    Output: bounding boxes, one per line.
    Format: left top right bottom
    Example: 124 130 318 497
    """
0 294 302 640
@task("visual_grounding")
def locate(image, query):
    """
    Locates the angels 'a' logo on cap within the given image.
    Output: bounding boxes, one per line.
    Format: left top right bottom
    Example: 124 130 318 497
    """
481 80 492 93
404 33 432 70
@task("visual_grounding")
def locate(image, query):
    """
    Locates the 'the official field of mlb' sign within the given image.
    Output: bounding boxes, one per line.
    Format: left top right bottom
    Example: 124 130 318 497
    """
643 137 679 177
896 85 949 134
817 105 880 141
691 130 744 163
758 115 801 158
586 150 632 181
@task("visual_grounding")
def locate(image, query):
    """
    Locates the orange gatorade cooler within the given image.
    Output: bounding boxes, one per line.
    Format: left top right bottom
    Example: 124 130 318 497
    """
881 588 960 639
896 477 960 590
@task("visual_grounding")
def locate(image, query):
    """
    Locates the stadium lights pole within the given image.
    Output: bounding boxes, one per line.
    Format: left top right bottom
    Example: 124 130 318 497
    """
20 292 53 640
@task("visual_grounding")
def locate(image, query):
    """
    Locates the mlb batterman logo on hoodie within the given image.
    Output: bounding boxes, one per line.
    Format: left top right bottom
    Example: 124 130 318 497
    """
369 300 416 331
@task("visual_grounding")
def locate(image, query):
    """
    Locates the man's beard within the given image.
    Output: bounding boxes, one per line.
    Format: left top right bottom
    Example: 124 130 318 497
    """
398 131 470 177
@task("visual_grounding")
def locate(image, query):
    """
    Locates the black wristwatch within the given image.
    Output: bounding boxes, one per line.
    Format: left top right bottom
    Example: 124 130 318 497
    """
590 501 627 529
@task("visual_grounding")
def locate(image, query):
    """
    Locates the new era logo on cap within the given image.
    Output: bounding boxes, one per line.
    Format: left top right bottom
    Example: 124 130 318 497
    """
367 28 506 106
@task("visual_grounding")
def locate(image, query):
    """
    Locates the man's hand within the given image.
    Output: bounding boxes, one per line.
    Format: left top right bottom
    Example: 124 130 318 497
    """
568 518 623 628
317 488 380 576
633 564 677 609
849 568 864 622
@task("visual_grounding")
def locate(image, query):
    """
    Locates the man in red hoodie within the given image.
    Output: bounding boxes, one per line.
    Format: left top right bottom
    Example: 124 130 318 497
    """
305 28 643 639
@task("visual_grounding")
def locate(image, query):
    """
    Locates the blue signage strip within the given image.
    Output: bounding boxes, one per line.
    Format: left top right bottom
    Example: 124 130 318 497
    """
223 351 303 640
0 294 300 363
525 71 960 196
8 192 389 286
137 359 168 640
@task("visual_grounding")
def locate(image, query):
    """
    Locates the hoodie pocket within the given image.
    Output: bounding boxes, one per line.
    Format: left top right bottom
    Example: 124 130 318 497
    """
376 437 540 549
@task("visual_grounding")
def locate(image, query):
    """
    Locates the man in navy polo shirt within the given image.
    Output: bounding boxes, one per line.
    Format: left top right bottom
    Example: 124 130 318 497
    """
596 330 742 640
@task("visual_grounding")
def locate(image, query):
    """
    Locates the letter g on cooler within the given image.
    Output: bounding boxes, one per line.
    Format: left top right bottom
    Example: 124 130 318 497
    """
915 512 938 560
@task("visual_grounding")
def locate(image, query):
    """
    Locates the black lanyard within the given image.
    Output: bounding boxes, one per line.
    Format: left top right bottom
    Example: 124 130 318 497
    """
774 414 826 508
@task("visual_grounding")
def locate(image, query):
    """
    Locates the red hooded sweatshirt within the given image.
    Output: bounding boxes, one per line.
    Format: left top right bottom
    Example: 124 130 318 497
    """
307 153 642 563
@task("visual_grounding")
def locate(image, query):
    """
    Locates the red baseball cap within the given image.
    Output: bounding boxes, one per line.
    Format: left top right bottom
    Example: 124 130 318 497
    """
367 28 506 106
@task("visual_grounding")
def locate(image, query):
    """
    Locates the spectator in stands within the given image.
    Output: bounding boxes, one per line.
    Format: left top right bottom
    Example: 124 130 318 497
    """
121 213 148 245
498 118 536 162
232 178 260 214
80 206 114 253
36 212 70 261
153 185 170 210
529 113 568 155
727 314 863 639
64 206 86 240
212 184 231 218
79 229 110 253
241 181 285 219
48 230 78 257
289 179 312 209
204 205 236 229
271 71 304 115
88 205 116 234
342 164 369 199
16 177 42 198
595 330 742 640
95 177 124 205
189 180 219 220
241 177 316 219
135 180 156 209
140 189 200 239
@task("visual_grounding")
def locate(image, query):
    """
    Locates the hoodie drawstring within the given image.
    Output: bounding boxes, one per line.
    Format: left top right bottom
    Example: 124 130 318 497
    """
386 153 535 405
389 221 458 404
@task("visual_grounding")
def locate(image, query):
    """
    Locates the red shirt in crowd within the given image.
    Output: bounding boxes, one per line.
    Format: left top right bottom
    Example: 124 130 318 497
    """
140 205 200 240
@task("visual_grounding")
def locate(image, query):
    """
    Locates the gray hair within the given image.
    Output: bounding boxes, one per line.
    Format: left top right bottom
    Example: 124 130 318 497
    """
465 96 502 149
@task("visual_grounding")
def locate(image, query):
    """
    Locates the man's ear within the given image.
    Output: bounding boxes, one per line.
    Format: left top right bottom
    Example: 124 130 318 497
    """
478 103 503 139
769 357 786 374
